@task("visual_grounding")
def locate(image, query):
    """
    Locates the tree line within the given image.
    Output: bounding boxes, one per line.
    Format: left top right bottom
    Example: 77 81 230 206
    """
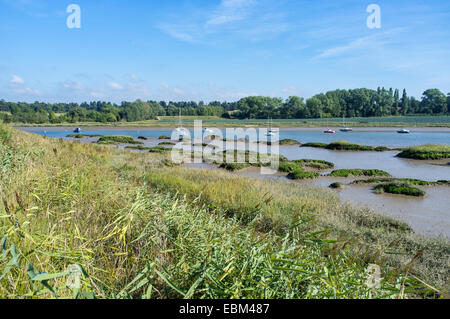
0 100 235 124
235 88 449 119
0 88 448 124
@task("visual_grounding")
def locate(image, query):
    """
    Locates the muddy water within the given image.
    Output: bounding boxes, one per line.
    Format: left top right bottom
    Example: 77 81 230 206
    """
279 147 450 181
338 185 450 238
196 165 450 238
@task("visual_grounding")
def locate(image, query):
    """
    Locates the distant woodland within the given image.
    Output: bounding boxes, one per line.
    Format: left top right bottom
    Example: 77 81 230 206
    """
1 88 449 124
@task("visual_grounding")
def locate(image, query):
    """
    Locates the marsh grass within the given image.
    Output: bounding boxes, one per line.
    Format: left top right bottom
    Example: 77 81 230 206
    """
143 168 449 292
0 123 448 299
124 146 171 153
301 141 390 152
278 138 301 145
67 134 102 138
326 141 389 152
374 183 427 197
98 135 143 145
397 144 450 160
329 169 391 178
158 142 176 146
352 178 449 186
301 142 328 148
287 170 320 180
293 159 335 170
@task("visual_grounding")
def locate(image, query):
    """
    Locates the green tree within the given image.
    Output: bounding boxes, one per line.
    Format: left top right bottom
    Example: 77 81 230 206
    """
400 89 409 115
420 89 447 114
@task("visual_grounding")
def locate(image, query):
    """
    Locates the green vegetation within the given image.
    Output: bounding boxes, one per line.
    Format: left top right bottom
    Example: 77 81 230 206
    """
219 163 251 171
97 135 143 145
67 134 102 138
326 141 390 152
3 88 449 125
352 178 449 186
1 123 449 299
137 136 148 140
330 182 344 189
233 89 449 120
329 169 391 178
301 141 390 152
278 161 303 173
293 159 335 170
159 135 171 140
287 170 320 180
158 142 175 146
301 142 328 148
374 183 426 197
278 138 301 145
124 146 170 153
397 144 450 160
148 146 171 153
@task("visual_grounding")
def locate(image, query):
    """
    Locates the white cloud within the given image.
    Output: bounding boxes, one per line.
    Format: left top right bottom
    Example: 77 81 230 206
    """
316 28 404 59
165 28 195 43
90 91 105 99
108 82 124 90
10 74 25 84
158 0 287 43
62 80 83 90
206 0 256 26
11 87 40 95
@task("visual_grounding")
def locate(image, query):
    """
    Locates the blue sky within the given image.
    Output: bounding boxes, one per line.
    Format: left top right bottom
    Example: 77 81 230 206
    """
1 0 449 103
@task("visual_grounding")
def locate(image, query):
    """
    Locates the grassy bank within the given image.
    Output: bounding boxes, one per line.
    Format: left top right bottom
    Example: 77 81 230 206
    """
0 123 448 299
374 183 426 197
397 144 450 160
328 169 391 178
97 135 143 145
67 134 103 138
302 141 390 152
352 178 450 186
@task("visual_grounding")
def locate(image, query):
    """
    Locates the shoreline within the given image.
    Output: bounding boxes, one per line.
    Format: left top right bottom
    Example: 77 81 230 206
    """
15 126 450 133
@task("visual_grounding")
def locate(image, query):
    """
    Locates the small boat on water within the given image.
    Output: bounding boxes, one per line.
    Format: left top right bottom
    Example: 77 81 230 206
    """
267 117 276 136
324 118 336 133
175 109 188 140
397 129 411 134
73 127 81 133
340 116 353 132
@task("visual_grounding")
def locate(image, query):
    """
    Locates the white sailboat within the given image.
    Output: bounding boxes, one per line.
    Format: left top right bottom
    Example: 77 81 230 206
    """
267 117 275 136
324 118 336 134
175 109 187 140
340 115 353 132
